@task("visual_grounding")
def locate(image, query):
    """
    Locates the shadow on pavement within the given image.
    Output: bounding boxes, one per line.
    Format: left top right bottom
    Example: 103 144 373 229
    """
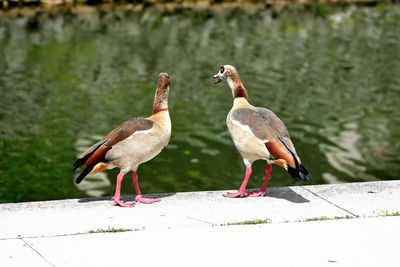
265 187 310 203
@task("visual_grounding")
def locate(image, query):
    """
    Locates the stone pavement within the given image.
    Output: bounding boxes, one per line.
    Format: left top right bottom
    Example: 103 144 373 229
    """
1 180 399 266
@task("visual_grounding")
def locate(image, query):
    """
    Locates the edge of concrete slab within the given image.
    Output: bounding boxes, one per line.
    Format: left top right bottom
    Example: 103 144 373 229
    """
0 180 399 240
2 180 399 267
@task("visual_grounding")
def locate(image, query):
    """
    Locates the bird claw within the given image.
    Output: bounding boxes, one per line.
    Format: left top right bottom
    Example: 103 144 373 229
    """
112 195 134 207
113 199 134 207
223 192 248 198
135 195 160 204
247 190 266 197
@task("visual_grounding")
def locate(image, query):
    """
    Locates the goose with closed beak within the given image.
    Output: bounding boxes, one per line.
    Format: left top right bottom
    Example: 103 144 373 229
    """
213 65 309 197
73 73 171 207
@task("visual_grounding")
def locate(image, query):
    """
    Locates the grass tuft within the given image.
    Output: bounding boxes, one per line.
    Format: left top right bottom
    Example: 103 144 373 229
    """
220 219 271 226
88 226 132 234
376 209 400 217
305 215 354 222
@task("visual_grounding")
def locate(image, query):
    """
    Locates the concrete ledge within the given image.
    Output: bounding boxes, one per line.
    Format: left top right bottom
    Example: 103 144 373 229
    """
1 180 399 239
1 181 400 266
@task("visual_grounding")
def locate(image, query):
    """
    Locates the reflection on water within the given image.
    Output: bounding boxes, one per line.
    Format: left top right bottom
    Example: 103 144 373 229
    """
0 4 399 203
321 122 373 183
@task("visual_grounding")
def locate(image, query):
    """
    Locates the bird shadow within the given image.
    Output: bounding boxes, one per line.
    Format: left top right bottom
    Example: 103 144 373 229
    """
77 193 176 203
263 187 310 203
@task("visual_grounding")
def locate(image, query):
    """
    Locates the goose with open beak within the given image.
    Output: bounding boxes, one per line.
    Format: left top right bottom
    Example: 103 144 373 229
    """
213 65 309 197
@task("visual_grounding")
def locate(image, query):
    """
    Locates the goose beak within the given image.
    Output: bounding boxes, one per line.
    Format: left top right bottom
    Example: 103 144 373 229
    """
213 74 221 84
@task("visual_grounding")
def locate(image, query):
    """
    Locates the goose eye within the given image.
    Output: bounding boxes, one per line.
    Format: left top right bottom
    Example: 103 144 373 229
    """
220 66 224 73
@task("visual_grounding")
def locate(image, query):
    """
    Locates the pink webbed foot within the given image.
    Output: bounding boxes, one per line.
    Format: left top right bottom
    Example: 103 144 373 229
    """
246 165 272 197
111 195 134 207
223 191 248 198
114 200 134 207
247 190 266 197
224 167 253 198
111 172 134 207
135 195 160 204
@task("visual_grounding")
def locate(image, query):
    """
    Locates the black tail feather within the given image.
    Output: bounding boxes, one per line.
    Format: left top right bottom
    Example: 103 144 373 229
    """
73 139 107 171
288 164 309 182
75 165 95 184
283 145 309 182
73 158 86 172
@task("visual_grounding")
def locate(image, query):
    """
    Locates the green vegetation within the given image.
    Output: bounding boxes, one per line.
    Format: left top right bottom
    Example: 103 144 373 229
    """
376 210 400 217
220 219 271 226
217 212 400 226
1 4 400 203
0 0 389 9
88 226 133 234
305 215 355 222
304 211 400 222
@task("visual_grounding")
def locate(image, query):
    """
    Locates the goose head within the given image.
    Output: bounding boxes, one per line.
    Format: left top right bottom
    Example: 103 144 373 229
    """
213 65 241 89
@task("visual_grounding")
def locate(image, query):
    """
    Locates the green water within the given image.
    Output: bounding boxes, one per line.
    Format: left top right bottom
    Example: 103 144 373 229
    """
0 4 399 203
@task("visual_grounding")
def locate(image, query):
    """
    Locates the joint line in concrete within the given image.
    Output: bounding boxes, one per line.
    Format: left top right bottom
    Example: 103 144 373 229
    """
21 238 56 267
301 187 358 217
186 216 214 225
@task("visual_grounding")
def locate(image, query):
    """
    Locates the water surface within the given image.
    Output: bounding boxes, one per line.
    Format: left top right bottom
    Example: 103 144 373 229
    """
0 4 399 203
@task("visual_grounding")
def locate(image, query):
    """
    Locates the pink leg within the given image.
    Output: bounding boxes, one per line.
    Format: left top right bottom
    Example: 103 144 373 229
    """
132 171 160 204
248 164 272 197
111 172 134 207
224 167 252 198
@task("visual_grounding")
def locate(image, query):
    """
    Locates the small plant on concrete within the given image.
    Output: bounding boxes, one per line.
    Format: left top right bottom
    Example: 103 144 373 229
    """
376 209 400 217
305 216 330 222
221 219 271 226
88 226 132 234
305 215 354 222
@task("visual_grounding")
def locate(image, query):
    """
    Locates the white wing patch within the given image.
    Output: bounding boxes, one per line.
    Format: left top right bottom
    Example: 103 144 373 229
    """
230 115 269 144
133 128 153 135
230 117 254 135
127 128 153 139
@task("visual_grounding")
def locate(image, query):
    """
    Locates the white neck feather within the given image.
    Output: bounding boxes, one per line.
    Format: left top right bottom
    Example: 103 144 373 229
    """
227 77 236 91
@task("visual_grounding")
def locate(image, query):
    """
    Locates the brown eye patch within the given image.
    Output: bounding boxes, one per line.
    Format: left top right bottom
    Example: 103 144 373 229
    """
220 66 224 73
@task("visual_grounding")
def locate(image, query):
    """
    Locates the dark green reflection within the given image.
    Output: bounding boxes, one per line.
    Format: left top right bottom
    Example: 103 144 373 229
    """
0 5 399 203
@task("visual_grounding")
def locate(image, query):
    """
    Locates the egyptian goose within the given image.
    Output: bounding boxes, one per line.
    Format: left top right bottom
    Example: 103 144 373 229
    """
213 65 309 197
73 73 171 207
